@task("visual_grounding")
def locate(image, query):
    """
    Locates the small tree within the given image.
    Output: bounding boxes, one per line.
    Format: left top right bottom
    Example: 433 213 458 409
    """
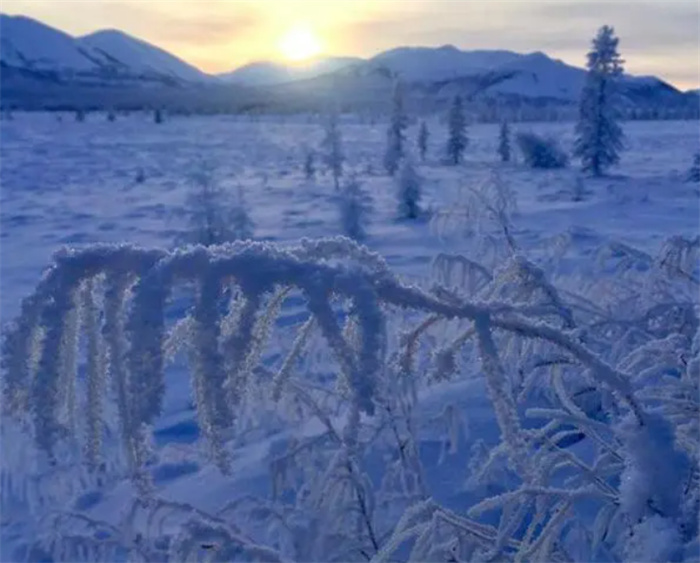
418 121 429 162
687 153 700 183
498 121 511 162
321 109 344 190
396 158 422 219
229 186 255 241
75 109 85 122
573 25 625 176
446 95 467 165
572 175 586 201
107 109 116 122
181 163 254 246
339 176 369 241
384 81 409 175
154 108 164 124
304 150 316 181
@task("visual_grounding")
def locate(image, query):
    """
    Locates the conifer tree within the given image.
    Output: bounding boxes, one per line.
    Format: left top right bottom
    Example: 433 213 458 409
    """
396 158 422 219
573 25 625 176
384 81 409 175
446 96 467 165
498 121 511 162
418 121 429 162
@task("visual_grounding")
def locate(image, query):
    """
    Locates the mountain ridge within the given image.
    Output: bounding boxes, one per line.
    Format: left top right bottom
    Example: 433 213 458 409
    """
0 13 696 116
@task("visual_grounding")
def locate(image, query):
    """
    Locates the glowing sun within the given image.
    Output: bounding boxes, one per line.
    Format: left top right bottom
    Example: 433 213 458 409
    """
278 24 323 63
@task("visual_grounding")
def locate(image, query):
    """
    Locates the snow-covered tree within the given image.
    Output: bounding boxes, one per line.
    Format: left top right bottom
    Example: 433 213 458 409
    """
573 25 625 176
497 121 511 162
396 158 422 219
180 163 254 246
321 108 344 189
687 152 700 183
339 176 370 241
417 120 429 162
446 95 467 165
383 81 409 175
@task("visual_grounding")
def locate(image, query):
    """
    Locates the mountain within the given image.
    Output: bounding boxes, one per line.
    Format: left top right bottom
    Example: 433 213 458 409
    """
1 13 695 118
0 14 210 86
367 45 522 82
218 57 362 86
79 29 210 82
0 14 100 72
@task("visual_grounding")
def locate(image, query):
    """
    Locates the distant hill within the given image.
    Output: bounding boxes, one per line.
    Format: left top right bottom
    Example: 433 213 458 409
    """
218 57 363 86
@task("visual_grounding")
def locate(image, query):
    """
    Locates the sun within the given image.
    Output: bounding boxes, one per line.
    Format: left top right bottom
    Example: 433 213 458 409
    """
278 24 323 63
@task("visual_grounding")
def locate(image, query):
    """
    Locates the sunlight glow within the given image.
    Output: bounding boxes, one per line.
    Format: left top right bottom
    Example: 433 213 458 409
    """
277 24 323 62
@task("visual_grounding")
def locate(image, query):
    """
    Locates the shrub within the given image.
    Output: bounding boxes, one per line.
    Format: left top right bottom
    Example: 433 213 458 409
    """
517 132 569 169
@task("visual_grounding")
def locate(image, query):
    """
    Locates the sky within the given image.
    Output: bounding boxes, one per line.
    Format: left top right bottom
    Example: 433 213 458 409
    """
3 0 699 89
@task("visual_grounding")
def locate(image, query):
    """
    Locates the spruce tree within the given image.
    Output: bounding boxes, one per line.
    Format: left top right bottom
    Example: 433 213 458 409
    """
418 121 429 162
498 121 511 163
446 95 467 165
573 25 625 176
384 81 409 175
321 108 344 190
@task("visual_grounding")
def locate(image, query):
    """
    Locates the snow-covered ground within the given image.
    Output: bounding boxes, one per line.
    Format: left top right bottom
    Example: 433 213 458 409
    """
1 113 698 562
2 113 696 319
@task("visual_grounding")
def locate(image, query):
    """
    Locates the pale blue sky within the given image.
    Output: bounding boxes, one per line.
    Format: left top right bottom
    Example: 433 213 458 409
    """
3 0 698 88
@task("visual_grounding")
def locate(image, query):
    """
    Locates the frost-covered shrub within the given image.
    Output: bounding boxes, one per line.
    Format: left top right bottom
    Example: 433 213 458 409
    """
572 175 586 201
179 163 254 246
339 177 370 240
321 109 343 189
517 132 569 169
2 232 698 562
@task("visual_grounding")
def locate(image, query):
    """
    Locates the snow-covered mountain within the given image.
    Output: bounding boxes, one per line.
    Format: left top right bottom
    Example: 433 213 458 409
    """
217 57 362 86
367 45 522 82
0 14 100 72
0 14 210 84
0 13 693 116
79 29 210 82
